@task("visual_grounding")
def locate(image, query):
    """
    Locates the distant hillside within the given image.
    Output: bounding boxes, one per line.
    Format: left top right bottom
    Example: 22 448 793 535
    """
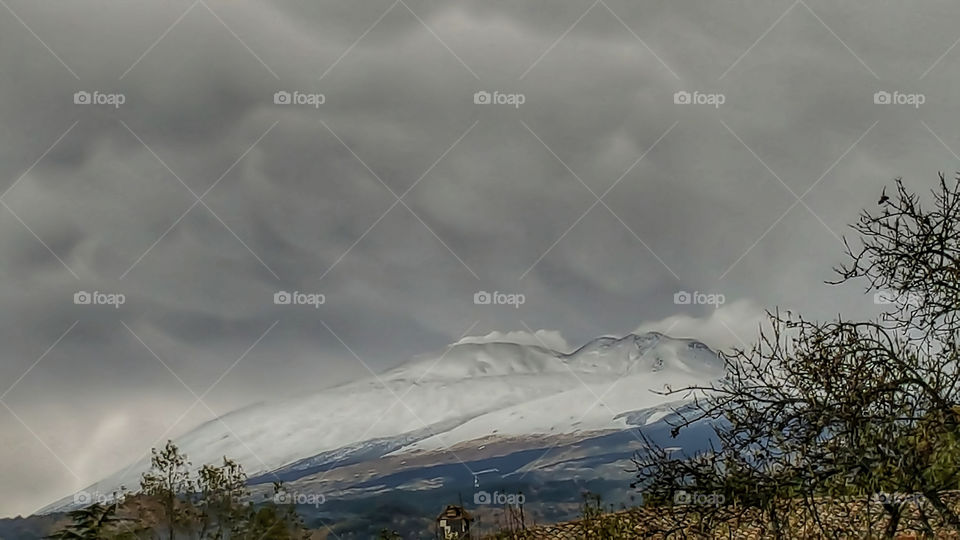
0 512 65 540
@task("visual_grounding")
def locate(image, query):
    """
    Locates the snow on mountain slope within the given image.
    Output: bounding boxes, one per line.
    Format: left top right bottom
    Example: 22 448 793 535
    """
563 332 719 375
43 332 724 513
392 368 713 454
382 341 563 379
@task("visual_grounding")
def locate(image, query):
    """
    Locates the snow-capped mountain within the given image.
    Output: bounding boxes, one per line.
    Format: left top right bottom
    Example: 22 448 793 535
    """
43 332 724 513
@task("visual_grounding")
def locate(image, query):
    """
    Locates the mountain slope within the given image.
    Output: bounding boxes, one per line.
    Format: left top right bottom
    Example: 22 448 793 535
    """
42 332 724 514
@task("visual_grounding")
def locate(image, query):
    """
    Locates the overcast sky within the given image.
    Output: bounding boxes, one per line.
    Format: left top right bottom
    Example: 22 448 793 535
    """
1 0 959 518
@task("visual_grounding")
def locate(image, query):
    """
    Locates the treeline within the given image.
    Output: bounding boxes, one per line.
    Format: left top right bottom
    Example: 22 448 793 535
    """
47 441 311 540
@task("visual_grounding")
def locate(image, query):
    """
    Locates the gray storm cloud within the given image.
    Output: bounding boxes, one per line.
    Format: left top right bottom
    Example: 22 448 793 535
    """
0 0 958 517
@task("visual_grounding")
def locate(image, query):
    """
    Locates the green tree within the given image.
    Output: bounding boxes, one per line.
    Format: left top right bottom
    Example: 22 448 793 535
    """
195 458 248 539
53 443 312 539
140 441 195 540
46 502 143 540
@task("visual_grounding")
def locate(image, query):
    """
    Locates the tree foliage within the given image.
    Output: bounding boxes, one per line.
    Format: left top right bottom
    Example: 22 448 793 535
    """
634 173 960 538
48 441 309 540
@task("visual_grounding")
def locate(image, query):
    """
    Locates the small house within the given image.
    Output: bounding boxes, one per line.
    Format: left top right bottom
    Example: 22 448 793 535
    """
436 504 473 539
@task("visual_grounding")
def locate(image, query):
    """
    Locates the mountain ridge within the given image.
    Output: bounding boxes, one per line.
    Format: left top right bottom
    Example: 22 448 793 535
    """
40 331 724 514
